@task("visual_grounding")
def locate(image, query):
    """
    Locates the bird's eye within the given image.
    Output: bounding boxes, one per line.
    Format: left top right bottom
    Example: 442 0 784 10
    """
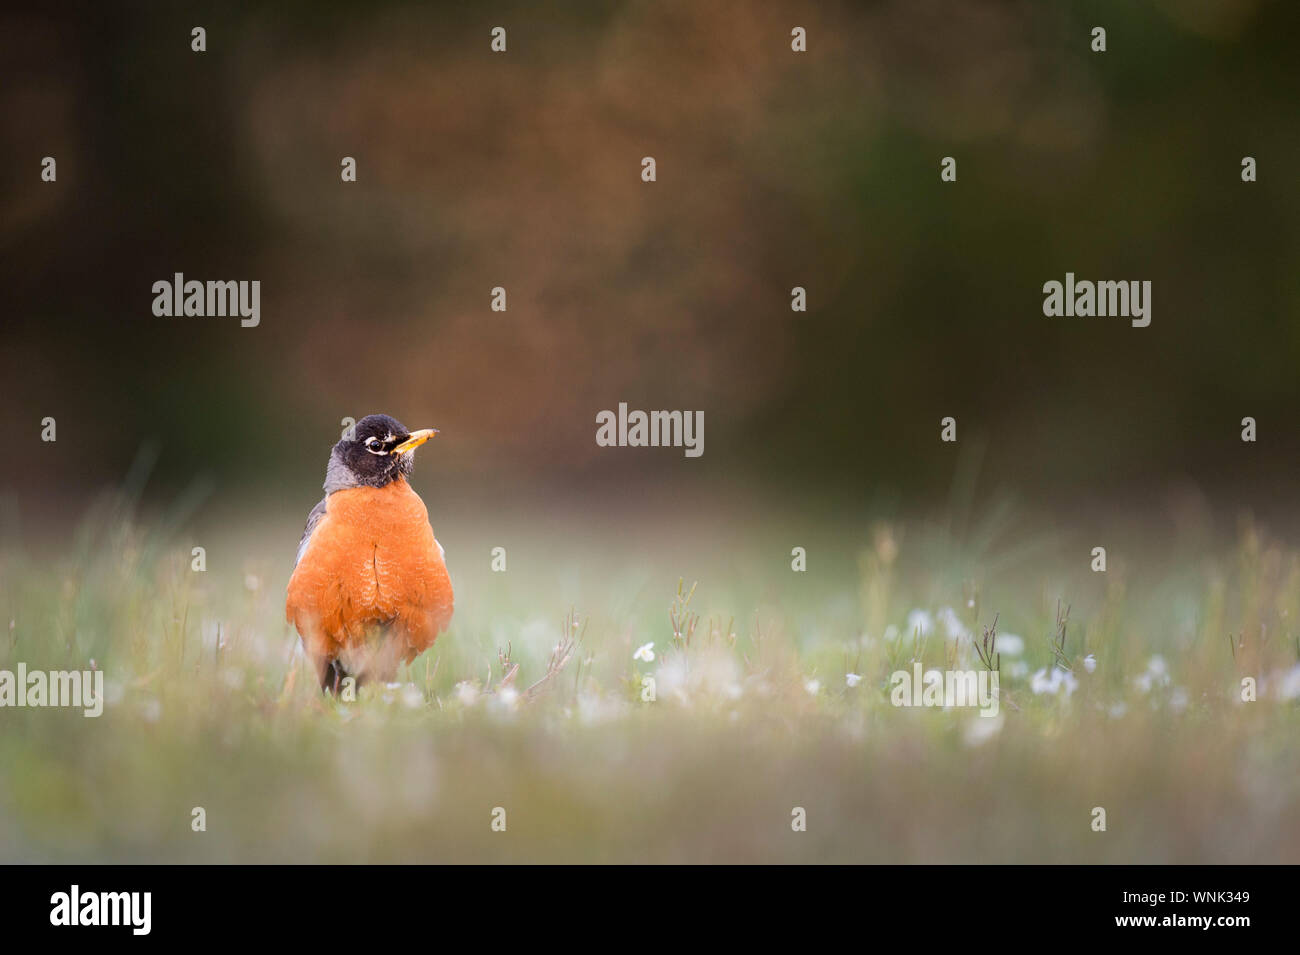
364 437 386 455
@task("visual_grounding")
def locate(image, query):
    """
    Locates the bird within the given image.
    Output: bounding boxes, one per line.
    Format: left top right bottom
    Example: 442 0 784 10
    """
285 414 454 693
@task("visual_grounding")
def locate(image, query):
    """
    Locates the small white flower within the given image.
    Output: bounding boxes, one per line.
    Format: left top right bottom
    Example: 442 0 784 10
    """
1083 653 1097 673
906 610 934 637
937 607 969 641
633 642 655 663
996 634 1024 656
400 684 425 709
1135 655 1171 694
244 573 261 592
963 714 1004 747
804 678 821 696
845 672 862 688
454 681 479 706
1031 666 1077 697
1031 667 1058 695
575 691 625 725
1276 664 1300 701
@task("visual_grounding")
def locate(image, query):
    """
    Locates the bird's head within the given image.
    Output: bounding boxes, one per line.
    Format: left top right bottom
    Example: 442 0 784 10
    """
324 414 438 492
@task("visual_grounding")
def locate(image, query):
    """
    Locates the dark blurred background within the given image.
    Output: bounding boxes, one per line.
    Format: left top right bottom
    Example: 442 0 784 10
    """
2 0 1297 533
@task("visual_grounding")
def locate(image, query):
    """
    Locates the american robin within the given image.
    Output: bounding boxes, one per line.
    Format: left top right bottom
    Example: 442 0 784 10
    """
286 414 454 693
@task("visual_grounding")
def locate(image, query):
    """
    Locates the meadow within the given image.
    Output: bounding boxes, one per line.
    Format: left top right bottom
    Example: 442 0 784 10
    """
3 0 1296 871
2 473 1299 864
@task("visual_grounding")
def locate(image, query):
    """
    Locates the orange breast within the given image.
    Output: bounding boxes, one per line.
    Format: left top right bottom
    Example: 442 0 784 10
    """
286 479 453 665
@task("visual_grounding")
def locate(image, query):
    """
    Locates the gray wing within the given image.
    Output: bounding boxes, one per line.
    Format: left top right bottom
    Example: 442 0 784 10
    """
294 497 328 567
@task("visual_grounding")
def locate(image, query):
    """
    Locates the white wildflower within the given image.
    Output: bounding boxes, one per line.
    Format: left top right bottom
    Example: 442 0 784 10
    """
1031 667 1057 695
905 610 933 637
963 714 1004 747
1031 666 1077 697
1276 664 1300 701
997 633 1024 656
401 683 425 709
937 606 969 640
1135 655 1171 694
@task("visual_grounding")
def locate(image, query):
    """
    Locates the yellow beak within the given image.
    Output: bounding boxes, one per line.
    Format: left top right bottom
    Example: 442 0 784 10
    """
391 428 438 454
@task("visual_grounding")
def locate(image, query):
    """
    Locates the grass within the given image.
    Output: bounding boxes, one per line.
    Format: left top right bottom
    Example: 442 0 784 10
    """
2 477 1299 863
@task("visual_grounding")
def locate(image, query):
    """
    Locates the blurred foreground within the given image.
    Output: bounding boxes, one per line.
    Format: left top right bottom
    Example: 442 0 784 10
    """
2 479 1298 863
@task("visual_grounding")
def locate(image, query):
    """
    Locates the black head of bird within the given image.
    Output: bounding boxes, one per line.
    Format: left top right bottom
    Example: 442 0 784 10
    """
324 413 438 492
